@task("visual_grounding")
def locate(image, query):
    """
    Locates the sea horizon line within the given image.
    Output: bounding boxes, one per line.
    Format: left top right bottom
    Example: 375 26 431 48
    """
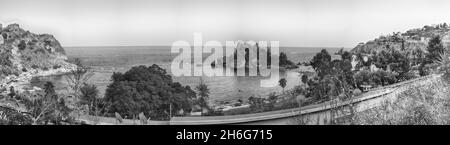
63 45 351 50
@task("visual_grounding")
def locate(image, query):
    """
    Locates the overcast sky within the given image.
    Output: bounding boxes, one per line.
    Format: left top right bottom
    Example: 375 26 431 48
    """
1 0 450 47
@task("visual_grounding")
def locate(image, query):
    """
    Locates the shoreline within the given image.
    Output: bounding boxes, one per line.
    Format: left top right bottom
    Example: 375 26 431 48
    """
0 63 77 94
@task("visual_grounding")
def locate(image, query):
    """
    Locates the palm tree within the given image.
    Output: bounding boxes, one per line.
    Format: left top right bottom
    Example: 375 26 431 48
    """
436 51 450 81
196 78 210 115
43 82 58 124
279 78 287 93
65 58 94 100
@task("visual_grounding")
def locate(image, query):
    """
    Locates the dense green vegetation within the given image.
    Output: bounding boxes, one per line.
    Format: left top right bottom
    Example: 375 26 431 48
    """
103 64 196 120
296 24 450 125
1 82 74 125
227 24 450 116
302 49 354 102
247 93 278 113
288 25 449 108
79 83 103 115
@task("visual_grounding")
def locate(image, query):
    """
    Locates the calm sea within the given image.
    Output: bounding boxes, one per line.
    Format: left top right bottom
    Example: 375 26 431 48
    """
36 46 343 104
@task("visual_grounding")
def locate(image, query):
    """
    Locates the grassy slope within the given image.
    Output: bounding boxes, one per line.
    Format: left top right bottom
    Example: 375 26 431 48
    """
352 75 450 125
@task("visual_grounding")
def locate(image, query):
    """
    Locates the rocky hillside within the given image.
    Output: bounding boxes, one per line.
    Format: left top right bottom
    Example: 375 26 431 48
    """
351 23 450 54
0 24 75 92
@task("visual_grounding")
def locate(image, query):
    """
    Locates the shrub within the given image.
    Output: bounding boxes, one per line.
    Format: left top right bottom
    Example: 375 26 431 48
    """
18 40 27 50
0 87 6 93
52 64 61 69
34 47 47 54
31 64 39 69
248 96 266 113
0 47 13 67
27 41 35 46
0 106 33 125
355 70 398 88
17 82 75 125
203 110 224 116
30 76 40 84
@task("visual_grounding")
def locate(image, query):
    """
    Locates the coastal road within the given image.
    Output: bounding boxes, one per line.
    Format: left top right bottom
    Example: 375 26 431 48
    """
75 74 439 125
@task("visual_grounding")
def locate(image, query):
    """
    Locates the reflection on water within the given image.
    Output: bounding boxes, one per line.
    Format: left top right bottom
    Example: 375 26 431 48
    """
173 68 300 104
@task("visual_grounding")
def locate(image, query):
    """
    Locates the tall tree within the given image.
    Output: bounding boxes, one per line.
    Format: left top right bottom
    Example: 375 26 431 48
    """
341 51 352 61
65 58 94 100
310 49 332 78
195 79 210 114
43 82 58 124
80 83 99 115
279 78 287 93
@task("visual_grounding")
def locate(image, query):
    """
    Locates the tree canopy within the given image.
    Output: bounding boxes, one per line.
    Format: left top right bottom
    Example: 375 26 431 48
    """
104 64 196 120
279 52 295 68
310 49 332 78
278 78 287 92
195 80 210 111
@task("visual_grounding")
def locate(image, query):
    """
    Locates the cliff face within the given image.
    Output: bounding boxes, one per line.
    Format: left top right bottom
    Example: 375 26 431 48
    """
351 23 450 54
0 24 75 89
